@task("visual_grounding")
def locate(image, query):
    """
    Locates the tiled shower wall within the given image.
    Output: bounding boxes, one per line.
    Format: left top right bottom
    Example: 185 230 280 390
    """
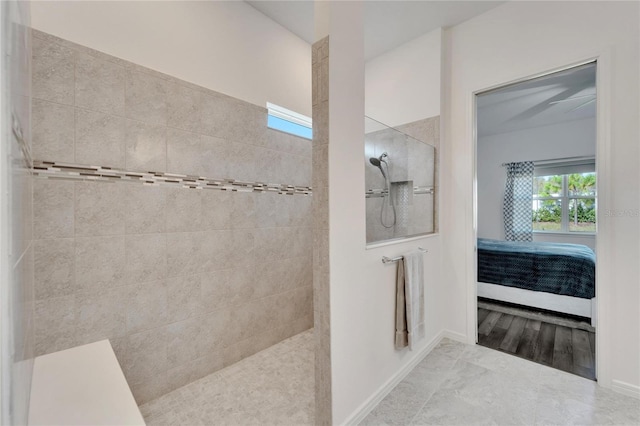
365 116 439 243
311 36 331 426
31 30 313 403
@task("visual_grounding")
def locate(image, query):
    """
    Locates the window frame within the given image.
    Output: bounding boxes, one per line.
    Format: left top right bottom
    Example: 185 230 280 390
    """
266 102 312 140
532 172 596 235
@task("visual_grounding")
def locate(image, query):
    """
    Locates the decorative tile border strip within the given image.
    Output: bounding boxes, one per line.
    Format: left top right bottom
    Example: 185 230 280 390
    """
33 161 312 196
365 186 434 198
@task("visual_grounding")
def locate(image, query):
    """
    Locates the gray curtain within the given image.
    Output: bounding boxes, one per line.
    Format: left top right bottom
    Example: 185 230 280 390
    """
503 161 534 241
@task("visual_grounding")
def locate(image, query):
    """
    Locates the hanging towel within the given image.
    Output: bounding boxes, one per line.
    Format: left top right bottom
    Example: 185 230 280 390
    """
401 250 425 350
395 259 408 349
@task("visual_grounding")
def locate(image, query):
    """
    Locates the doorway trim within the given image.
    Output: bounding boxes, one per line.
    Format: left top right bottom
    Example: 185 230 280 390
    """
468 50 612 387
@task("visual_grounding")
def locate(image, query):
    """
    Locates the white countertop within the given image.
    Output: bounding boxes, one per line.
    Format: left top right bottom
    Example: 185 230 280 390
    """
28 340 145 426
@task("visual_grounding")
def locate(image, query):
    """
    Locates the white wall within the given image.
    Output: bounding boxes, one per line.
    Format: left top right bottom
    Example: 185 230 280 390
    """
30 1 311 116
365 29 441 126
478 117 596 249
327 11 447 424
443 0 639 393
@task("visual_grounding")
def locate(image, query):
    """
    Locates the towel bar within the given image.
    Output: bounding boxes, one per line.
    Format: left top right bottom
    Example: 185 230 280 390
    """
381 247 428 264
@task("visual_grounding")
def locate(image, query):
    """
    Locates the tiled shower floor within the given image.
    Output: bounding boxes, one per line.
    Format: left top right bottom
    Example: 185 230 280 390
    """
139 330 314 425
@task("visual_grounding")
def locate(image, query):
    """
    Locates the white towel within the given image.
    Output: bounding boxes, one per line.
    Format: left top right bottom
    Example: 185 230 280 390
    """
403 250 425 350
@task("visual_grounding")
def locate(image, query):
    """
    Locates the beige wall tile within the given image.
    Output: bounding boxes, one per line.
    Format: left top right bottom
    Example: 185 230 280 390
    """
166 232 202 278
124 184 166 234
191 353 225 382
226 266 257 306
199 270 232 314
167 83 203 133
166 274 202 323
125 70 168 125
125 234 167 284
75 109 125 168
75 235 125 292
200 190 233 231
32 37 75 105
126 280 168 333
200 135 230 179
166 317 200 367
165 188 202 232
165 361 198 392
128 374 169 406
228 299 269 343
75 287 127 344
34 179 74 239
34 238 75 300
227 142 260 183
34 295 76 356
255 192 289 228
121 326 168 385
32 99 74 162
75 182 125 236
199 92 230 139
231 192 256 229
166 128 227 178
125 120 167 173
196 309 231 357
200 230 232 272
75 52 125 116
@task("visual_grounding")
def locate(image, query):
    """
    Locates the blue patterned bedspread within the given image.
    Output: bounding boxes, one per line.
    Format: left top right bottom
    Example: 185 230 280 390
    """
477 238 595 299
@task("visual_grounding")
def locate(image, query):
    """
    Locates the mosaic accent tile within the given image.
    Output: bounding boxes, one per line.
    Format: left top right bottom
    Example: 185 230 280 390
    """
365 186 434 198
33 160 312 196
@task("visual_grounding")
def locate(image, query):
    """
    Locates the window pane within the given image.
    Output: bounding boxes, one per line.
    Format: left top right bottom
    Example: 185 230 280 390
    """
532 199 561 231
533 175 562 198
267 115 313 139
569 198 596 232
568 172 596 196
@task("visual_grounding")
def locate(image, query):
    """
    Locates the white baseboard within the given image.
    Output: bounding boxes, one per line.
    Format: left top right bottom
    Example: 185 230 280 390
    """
441 329 468 344
343 329 460 426
611 380 640 399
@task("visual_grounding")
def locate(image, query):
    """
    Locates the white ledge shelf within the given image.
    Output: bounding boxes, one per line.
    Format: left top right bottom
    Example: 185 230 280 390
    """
28 340 145 426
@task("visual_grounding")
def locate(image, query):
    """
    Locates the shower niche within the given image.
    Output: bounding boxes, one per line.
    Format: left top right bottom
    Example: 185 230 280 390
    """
365 116 437 245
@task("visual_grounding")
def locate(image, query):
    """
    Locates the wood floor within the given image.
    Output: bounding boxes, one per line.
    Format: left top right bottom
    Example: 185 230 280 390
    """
477 306 596 380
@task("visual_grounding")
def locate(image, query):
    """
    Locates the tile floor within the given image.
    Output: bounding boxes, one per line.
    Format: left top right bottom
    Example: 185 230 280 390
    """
363 339 640 425
139 330 314 425
140 329 639 426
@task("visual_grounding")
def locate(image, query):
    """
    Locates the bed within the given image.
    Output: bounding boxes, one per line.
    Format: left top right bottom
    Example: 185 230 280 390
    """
477 238 596 325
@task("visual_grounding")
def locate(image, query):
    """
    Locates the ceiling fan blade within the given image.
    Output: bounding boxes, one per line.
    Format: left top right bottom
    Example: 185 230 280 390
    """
567 98 596 113
505 85 585 123
549 94 596 105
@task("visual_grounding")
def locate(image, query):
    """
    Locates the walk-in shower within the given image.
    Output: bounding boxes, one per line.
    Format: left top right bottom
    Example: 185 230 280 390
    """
364 116 437 244
369 152 396 228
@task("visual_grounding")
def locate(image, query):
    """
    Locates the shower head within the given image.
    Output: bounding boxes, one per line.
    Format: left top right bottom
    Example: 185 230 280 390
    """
369 157 382 167
369 153 388 179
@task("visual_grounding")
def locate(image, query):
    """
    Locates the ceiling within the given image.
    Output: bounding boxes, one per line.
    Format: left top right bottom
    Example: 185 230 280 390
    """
477 63 596 138
245 1 504 60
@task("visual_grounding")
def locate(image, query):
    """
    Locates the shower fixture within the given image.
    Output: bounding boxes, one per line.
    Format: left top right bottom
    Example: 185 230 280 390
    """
368 152 396 228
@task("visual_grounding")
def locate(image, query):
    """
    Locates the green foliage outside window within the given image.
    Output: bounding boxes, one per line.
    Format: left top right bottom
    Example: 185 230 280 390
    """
533 173 596 232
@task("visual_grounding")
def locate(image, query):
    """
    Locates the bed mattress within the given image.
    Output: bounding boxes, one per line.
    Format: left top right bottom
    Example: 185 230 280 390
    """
477 238 595 299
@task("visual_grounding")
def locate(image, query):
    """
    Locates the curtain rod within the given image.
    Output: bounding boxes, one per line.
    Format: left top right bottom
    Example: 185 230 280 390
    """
501 156 595 167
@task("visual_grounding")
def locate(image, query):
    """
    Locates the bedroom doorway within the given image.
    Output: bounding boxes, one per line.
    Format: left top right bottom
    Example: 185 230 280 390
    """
474 62 597 380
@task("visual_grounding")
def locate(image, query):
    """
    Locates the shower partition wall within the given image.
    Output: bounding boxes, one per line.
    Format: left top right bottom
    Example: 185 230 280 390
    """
365 116 437 244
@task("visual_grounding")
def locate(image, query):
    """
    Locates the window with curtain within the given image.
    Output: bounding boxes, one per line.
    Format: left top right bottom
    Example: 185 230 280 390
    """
503 161 535 241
